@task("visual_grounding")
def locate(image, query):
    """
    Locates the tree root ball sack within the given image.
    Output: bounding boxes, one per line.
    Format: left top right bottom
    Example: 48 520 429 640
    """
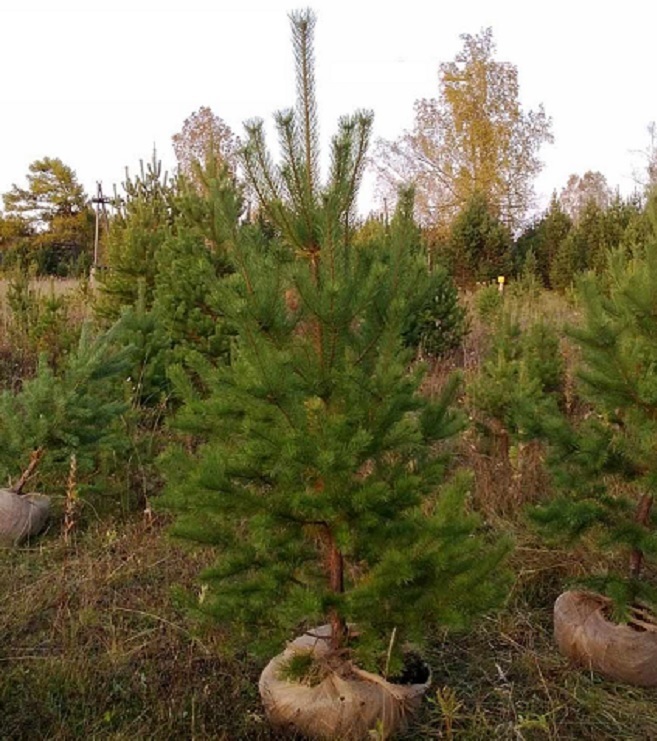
0 489 50 546
554 590 657 687
259 625 430 741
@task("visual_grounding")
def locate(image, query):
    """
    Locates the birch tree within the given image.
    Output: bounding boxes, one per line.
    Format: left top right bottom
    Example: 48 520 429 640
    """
375 28 552 230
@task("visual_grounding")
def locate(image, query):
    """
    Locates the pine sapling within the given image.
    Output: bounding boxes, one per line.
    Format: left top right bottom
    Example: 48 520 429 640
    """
160 9 511 672
532 219 657 614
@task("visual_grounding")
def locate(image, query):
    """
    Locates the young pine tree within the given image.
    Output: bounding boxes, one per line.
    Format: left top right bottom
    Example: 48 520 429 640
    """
514 193 572 288
160 9 510 669
150 157 239 370
533 211 657 613
96 154 182 322
350 208 467 359
0 324 131 514
446 191 512 284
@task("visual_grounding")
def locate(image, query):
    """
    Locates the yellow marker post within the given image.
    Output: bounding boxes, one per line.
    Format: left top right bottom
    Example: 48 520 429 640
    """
497 275 505 293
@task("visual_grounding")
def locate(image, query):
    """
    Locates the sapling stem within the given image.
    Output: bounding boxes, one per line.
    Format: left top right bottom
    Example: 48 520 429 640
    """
629 493 653 579
11 447 44 496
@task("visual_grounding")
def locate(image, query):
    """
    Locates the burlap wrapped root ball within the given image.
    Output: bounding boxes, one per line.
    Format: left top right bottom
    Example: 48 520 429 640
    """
259 625 430 741
554 590 657 687
0 489 50 546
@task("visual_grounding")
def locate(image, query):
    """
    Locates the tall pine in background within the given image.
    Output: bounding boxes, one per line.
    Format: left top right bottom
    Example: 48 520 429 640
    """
160 9 509 669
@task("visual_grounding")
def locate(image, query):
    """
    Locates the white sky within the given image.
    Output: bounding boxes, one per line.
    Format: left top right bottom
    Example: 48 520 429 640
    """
1 0 655 217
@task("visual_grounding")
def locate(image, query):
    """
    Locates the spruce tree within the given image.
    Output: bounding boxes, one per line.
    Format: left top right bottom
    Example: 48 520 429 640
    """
533 209 657 613
160 9 509 669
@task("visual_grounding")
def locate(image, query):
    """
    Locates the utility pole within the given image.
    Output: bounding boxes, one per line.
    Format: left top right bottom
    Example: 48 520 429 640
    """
91 182 111 276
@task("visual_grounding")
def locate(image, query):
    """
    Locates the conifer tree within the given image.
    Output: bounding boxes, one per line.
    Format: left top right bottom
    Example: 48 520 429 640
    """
160 9 509 668
401 259 468 359
468 311 565 510
2 157 94 276
96 155 181 322
514 194 572 287
550 201 605 289
97 156 241 412
470 314 565 444
151 157 239 370
349 191 467 359
533 208 657 612
0 324 130 510
445 191 512 284
549 195 644 290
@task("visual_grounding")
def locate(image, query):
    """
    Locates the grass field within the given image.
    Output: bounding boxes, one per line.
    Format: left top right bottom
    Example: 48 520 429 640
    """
3 515 657 739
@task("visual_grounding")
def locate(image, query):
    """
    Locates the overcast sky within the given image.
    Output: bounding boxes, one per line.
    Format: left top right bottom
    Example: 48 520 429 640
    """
1 0 655 217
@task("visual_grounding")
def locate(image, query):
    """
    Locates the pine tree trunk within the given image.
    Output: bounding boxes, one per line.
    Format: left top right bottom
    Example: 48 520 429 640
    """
629 493 653 579
324 526 347 651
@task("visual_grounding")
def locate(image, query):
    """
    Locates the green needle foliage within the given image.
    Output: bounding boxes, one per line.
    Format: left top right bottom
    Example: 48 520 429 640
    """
321 173 468 361
160 9 510 671
532 203 657 612
96 155 182 322
445 191 513 284
0 324 131 510
470 312 565 440
98 156 240 409
151 158 240 371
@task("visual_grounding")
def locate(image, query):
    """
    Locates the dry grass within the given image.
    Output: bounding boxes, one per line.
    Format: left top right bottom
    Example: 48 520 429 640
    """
420 284 587 519
0 276 81 300
0 516 283 740
2 516 657 740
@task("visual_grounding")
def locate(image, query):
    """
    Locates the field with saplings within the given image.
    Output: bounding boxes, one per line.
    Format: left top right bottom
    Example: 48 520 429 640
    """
2 9 657 741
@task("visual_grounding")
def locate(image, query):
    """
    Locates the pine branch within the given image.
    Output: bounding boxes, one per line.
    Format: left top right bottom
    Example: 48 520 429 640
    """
242 120 305 253
275 110 317 248
275 110 306 213
343 111 374 230
290 8 319 201
242 120 282 205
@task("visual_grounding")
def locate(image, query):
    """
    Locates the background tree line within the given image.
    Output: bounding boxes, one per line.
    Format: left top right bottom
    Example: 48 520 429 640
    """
1 26 656 288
